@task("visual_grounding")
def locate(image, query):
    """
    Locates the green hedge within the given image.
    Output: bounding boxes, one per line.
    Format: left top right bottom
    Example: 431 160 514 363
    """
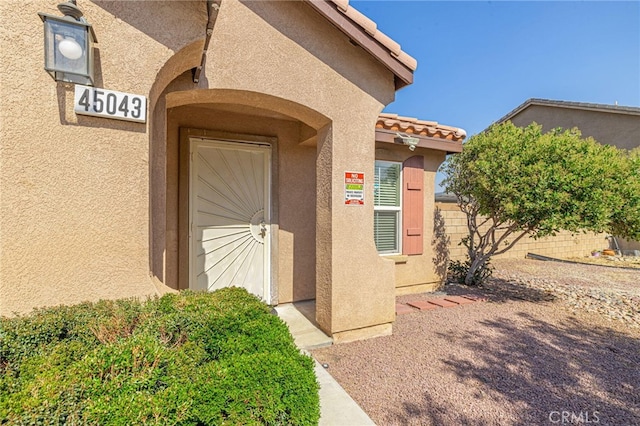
0 288 320 425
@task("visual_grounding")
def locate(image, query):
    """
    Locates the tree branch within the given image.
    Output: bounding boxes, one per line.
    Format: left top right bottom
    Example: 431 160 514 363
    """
492 229 532 256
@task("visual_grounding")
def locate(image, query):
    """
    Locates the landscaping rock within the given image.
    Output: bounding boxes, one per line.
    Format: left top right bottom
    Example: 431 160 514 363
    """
488 259 640 328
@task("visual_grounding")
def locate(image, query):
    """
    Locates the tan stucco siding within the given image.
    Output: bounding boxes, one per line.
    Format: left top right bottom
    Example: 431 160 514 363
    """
276 130 317 303
160 0 398 336
1 0 400 341
508 105 640 151
0 1 209 314
163 100 317 304
201 0 394 115
617 238 640 252
325 119 396 334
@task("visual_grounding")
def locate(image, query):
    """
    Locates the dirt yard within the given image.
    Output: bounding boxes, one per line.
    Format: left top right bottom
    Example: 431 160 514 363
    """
565 255 640 269
312 259 640 425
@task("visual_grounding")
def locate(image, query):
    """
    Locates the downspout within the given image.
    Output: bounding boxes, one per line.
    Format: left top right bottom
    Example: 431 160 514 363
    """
193 0 222 83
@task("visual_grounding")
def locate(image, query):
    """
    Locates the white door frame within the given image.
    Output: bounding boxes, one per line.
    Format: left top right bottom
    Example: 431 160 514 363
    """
188 137 272 301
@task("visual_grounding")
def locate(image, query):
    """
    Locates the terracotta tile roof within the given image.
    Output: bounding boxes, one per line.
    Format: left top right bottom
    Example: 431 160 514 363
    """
377 113 467 142
305 0 416 88
329 0 417 71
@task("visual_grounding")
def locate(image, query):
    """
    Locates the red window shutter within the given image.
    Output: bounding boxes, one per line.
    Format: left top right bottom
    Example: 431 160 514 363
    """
402 155 424 255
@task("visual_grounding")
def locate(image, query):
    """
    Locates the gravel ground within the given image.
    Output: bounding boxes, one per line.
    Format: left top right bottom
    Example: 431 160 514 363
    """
312 259 640 425
489 258 640 328
566 255 640 269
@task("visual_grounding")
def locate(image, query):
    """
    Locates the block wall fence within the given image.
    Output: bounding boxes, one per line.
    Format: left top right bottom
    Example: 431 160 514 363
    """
434 202 609 262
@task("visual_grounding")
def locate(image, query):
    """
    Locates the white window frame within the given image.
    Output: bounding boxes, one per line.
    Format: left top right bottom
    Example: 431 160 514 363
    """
374 160 402 255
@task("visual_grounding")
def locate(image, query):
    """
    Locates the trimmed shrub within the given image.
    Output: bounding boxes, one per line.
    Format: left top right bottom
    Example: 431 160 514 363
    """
447 258 493 286
0 288 320 425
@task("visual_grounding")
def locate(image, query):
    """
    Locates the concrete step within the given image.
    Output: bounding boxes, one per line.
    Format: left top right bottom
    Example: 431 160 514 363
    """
273 302 333 350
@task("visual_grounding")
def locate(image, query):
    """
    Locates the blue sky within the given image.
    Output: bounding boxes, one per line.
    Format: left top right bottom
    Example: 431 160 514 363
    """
350 0 640 190
352 0 640 136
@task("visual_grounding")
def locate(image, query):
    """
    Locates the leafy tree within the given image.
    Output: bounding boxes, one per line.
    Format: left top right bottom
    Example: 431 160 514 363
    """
442 121 633 285
610 147 640 241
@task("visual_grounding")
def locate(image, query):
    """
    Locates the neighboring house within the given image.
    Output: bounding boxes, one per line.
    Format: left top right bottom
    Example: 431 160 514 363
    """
496 98 640 150
497 98 640 252
0 0 465 343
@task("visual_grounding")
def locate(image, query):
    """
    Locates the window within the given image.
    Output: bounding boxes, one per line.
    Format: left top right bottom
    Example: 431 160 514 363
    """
374 155 425 256
374 160 401 254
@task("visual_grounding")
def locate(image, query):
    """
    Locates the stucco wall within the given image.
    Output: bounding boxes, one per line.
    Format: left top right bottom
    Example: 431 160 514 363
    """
435 202 609 262
1 0 401 340
617 237 640 252
374 144 449 293
0 0 207 314
508 105 640 151
160 0 399 339
163 98 317 304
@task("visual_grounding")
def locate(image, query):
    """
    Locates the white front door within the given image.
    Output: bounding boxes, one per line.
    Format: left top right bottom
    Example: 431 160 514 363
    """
189 138 271 300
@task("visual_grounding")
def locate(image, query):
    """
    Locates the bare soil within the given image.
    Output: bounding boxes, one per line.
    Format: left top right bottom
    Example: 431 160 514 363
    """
493 258 639 294
564 255 640 269
312 259 640 425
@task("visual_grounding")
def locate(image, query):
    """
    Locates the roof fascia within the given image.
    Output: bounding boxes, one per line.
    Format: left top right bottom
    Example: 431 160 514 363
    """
375 129 463 154
304 0 413 90
529 101 640 116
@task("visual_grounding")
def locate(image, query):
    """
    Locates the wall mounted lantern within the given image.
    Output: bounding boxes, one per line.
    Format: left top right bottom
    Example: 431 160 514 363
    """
38 0 97 86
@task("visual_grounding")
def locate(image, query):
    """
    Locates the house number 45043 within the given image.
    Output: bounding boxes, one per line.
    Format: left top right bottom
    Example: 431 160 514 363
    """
74 85 147 123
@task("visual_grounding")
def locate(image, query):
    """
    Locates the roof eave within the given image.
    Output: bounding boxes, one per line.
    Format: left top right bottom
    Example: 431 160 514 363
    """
304 0 414 90
375 129 463 154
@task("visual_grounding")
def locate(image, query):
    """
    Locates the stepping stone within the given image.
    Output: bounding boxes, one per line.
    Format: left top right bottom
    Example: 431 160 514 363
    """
406 300 439 311
396 303 417 315
444 296 476 305
426 298 459 308
461 295 487 302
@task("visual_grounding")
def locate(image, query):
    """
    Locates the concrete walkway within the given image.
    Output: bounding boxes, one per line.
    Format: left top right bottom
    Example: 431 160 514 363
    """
274 302 376 426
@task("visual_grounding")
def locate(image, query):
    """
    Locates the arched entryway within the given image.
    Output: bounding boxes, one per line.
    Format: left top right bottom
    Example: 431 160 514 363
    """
150 69 330 305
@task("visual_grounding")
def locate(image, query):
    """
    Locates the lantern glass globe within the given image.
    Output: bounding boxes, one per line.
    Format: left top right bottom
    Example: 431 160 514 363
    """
58 37 83 60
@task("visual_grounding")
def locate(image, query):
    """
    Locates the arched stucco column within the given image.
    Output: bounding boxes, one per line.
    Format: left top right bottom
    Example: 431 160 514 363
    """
147 41 203 286
145 0 398 341
315 117 397 342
